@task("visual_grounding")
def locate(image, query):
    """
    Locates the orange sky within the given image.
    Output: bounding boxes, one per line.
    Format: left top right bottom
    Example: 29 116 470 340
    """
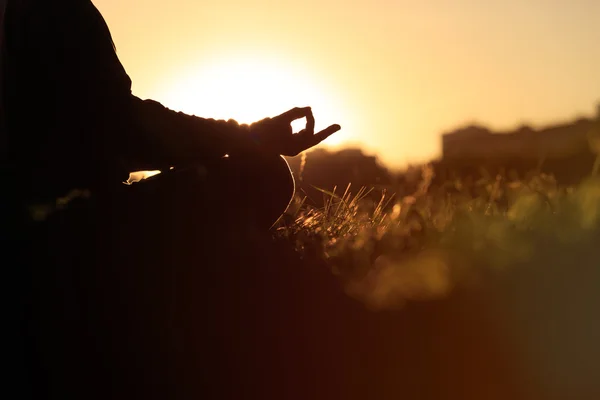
95 0 600 168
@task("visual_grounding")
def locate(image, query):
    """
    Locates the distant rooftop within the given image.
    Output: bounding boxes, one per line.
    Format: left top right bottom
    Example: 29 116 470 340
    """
441 105 599 160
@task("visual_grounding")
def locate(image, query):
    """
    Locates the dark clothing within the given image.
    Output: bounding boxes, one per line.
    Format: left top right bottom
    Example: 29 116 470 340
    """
1 0 262 204
21 152 294 399
1 1 294 398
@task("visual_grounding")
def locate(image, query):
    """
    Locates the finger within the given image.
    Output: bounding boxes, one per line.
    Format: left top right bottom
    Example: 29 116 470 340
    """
296 129 312 140
311 124 341 145
306 110 315 134
277 106 312 123
298 120 338 140
291 124 341 154
294 124 341 154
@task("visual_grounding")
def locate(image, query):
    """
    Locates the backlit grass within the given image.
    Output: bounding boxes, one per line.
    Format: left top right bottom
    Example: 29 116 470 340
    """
275 163 600 309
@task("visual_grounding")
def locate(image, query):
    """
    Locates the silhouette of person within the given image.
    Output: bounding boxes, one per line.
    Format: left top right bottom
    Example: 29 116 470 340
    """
1 1 340 398
1 0 340 231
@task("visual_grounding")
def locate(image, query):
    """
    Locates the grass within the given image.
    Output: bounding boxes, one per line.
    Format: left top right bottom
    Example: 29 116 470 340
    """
274 163 600 310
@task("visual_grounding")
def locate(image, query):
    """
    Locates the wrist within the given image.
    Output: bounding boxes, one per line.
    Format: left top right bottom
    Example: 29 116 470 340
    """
245 123 260 146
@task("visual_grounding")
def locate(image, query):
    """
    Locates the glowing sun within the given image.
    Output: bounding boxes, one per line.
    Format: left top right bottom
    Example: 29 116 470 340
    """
159 56 350 146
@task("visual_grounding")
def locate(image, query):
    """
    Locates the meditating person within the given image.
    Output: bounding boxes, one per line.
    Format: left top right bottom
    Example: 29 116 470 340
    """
1 0 340 231
1 0 340 398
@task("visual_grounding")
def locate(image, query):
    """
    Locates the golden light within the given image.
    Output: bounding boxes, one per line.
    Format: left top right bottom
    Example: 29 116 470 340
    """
157 54 354 147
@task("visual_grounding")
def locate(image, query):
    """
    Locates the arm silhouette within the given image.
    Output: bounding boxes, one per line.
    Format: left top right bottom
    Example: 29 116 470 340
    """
22 1 263 171
7 0 339 176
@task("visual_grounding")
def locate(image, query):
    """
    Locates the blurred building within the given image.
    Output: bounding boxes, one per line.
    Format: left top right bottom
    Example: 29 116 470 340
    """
441 117 595 161
435 104 600 184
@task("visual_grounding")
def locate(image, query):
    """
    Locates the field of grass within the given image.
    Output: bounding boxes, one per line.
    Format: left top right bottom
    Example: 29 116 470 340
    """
275 163 600 310
268 160 600 398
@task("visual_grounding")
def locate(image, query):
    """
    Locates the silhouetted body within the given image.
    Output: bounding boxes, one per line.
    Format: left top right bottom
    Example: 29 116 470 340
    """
1 0 295 223
1 1 342 398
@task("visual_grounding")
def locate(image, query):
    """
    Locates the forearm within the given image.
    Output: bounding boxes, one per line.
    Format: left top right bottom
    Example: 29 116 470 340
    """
127 96 262 170
18 1 265 171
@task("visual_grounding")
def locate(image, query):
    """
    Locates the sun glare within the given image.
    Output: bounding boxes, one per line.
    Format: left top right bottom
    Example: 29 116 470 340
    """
159 56 352 147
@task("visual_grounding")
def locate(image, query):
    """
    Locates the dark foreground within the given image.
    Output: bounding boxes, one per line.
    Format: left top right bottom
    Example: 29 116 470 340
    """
11 199 600 400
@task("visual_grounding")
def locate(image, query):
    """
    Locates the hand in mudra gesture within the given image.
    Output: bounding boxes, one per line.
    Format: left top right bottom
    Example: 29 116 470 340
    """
250 107 341 156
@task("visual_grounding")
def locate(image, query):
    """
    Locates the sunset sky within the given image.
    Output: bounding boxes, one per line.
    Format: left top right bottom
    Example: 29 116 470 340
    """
95 0 600 168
